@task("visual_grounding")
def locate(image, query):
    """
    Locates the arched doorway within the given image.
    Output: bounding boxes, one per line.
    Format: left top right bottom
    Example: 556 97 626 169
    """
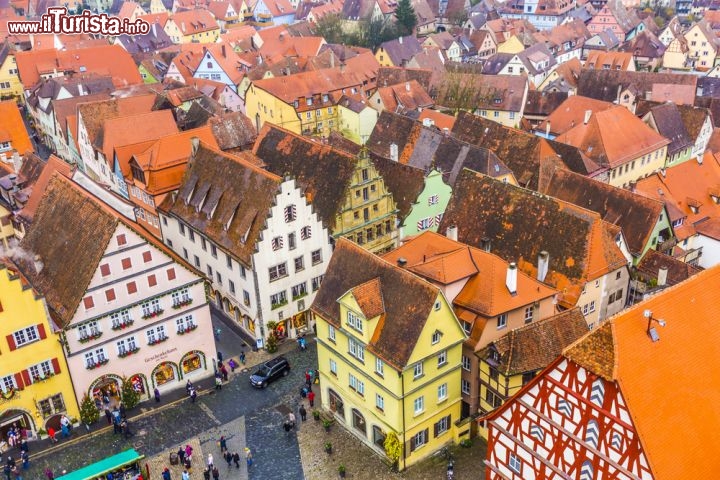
152 362 179 389
328 389 345 420
223 298 231 314
215 291 222 308
0 409 35 440
128 373 149 398
45 414 63 432
352 409 367 438
89 374 122 408
180 351 206 377
372 425 386 449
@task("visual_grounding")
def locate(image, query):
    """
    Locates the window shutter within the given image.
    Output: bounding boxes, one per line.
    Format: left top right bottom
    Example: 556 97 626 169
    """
143 251 152 263
433 422 439 438
100 264 110 276
37 323 47 339
148 274 157 287
409 435 416 452
51 358 61 374
6 334 16 351
14 373 23 389
121 258 132 270
83 296 94 310
127 282 137 294
424 428 429 445
22 370 31 386
105 289 116 302
167 268 176 281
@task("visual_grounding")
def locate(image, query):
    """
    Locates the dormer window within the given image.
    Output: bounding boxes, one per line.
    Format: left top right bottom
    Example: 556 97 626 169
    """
306 98 313 106
347 310 363 333
431 330 442 344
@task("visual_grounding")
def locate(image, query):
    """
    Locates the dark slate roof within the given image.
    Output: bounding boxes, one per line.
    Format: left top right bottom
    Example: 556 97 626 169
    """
207 112 257 150
252 125 356 229
576 70 697 103
341 0 374 19
606 0 641 33
115 23 173 55
160 143 281 266
697 77 720 98
367 110 417 159
378 35 424 66
481 53 514 74
376 66 433 92
542 169 665 256
477 308 589 375
15 174 119 327
635 249 702 286
524 90 568 117
647 102 693 156
311 238 441 370
618 30 666 59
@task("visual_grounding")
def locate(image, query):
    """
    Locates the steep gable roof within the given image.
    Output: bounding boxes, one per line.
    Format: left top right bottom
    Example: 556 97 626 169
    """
0 101 34 156
378 35 423 66
478 308 588 375
311 238 442 370
645 102 693 156
100 110 179 163
563 266 720 480
576 69 697 104
537 95 614 137
160 143 281 266
15 155 74 224
252 124 356 228
636 248 701 286
542 169 664 256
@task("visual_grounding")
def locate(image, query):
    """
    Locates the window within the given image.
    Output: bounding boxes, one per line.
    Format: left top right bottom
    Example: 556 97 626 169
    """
348 373 364 395
437 350 447 367
294 256 305 272
437 383 448 401
121 257 132 270
116 234 127 246
241 265 246 279
328 325 336 341
142 251 152 263
146 325 167 344
141 298 161 316
461 379 470 395
329 358 337 375
524 306 534 324
229 280 236 295
226 254 232 270
189 230 195 242
311 275 324 291
461 320 472 335
435 415 450 436
105 289 116 302
348 337 365 362
284 204 297 222
243 290 250 306
116 336 138 355
497 313 507 329
431 331 441 344
347 311 363 332
412 429 428 450
211 245 217 258
110 310 132 329
417 217 433 230
176 314 196 333
589 301 596 313
413 362 423 379
268 262 288 281
509 453 522 474
182 248 188 260
216 272 223 285
270 291 287 308
271 236 284 251
428 194 439 206
201 238 207 251
84 348 107 368
148 274 157 287
291 282 307 299
171 288 191 306
300 226 312 239
13 326 40 347
414 396 424 415
194 255 200 268
1 375 16 394
462 355 471 371
311 249 322 265
376 393 384 411
100 264 110 277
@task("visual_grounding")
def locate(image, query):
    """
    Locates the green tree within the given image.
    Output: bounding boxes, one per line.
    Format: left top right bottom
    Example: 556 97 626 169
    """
120 376 141 410
315 13 346 44
383 431 402 471
266 332 278 353
394 0 417 37
357 17 397 49
79 394 100 425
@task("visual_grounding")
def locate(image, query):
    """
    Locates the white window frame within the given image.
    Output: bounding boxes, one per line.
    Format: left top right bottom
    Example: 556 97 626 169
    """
13 326 39 347
413 396 424 415
461 379 470 395
431 331 441 344
437 383 448 401
328 324 336 341
497 313 508 329
347 310 363 333
348 337 365 362
376 393 384 411
437 350 447 367
462 355 471 371
509 453 522 474
413 362 423 379
375 357 384 376
329 358 337 375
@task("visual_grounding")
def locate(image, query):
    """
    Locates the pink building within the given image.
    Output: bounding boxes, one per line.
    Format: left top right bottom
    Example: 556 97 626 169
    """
15 173 217 407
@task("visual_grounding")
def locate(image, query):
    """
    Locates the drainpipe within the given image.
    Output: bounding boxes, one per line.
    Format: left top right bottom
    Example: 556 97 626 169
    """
401 369 407 471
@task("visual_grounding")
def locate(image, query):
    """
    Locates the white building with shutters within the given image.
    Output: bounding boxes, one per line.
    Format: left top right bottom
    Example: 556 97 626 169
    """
14 174 216 407
158 142 333 344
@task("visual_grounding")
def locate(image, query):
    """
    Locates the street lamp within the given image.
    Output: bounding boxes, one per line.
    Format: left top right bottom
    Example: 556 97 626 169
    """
644 309 666 342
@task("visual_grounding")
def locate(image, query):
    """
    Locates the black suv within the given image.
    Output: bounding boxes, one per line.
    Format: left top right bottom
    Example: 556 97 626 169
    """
250 356 291 388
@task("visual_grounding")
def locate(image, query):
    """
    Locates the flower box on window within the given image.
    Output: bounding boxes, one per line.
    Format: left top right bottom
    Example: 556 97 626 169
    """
271 300 288 310
79 332 103 343
86 358 109 370
172 299 193 309
148 335 169 346
177 324 198 335
142 309 164 320
118 347 140 358
111 320 134 331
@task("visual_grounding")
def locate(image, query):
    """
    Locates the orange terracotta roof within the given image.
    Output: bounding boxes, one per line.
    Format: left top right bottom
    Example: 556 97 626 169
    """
564 265 720 480
101 110 178 165
585 50 634 70
556 105 670 168
258 34 325 60
136 12 169 27
537 95 614 137
77 94 158 148
417 109 456 131
118 1 145 19
0 101 33 156
351 278 385 319
16 154 74 223
170 9 219 35
252 67 366 104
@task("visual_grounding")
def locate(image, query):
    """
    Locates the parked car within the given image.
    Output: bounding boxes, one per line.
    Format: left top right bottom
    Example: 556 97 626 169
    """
250 356 291 388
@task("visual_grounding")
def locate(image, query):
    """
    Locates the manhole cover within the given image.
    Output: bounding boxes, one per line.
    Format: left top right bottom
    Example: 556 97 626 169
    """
134 441 145 449
275 405 292 416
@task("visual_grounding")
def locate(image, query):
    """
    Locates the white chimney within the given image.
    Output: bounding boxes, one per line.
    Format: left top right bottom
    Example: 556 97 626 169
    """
389 143 398 162
405 82 410 91
583 110 592 124
422 118 434 127
33 255 44 274
190 136 200 157
537 250 549 282
12 152 23 173
657 267 668 287
399 36 403 44
506 262 518 295
545 120 551 137
446 225 458 241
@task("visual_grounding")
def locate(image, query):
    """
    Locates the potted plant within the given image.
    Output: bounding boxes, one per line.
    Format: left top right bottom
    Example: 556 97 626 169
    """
322 418 332 432
312 410 321 421
324 441 332 454
338 464 346 478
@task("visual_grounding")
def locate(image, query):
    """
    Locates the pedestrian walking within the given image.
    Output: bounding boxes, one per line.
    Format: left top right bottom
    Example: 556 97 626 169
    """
224 451 232 468
118 403 126 419
185 444 193 461
307 390 315 408
3 464 10 480
186 380 193 394
44 468 53 480
104 408 113 425
154 388 161 403
211 466 219 480
184 457 192 471
304 371 311 385
220 365 228 382
231 452 240 469
288 412 296 427
177 447 186 465
228 359 237 372
202 468 210 480
239 351 246 365
60 415 71 438
6 457 15 469
47 427 57 444
20 452 27 471
190 388 197 403
161 467 172 480
219 436 227 453
181 470 190 480
215 376 222 390
299 405 307 421
207 453 214 469
245 448 252 468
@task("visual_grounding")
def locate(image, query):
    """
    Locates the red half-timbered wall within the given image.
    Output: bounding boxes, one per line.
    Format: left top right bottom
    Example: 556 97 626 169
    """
484 358 654 480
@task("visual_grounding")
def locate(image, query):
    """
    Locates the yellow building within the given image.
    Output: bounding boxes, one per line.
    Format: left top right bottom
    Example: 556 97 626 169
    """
163 11 220 44
0 46 23 101
476 309 588 437
337 95 378 145
0 262 79 439
245 67 367 136
312 239 466 470
497 35 525 54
